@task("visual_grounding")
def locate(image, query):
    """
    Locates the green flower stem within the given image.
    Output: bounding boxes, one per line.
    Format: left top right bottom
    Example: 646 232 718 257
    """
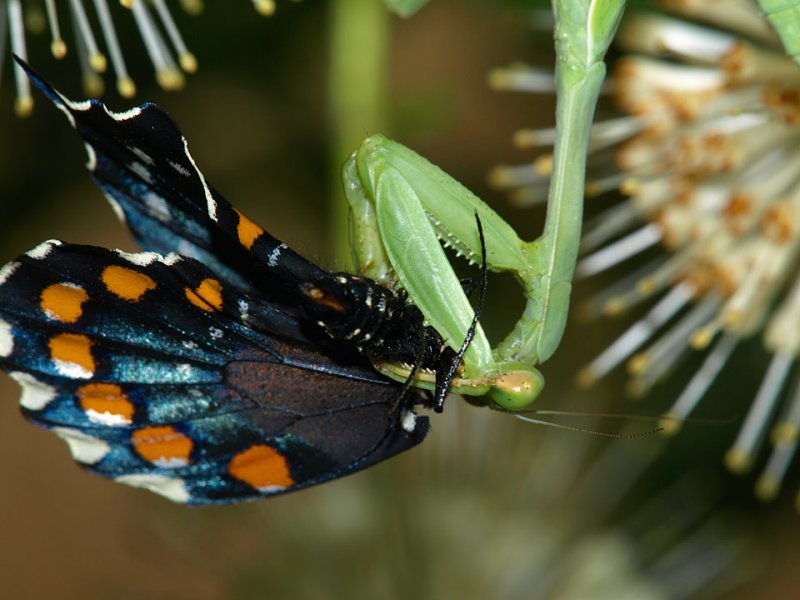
327 0 390 267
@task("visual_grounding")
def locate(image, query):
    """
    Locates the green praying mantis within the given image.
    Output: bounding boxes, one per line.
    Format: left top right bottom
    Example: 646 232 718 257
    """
339 0 800 411
760 0 800 67
341 1 626 410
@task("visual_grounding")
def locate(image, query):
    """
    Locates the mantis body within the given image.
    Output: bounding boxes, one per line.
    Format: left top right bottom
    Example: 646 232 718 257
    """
341 1 626 410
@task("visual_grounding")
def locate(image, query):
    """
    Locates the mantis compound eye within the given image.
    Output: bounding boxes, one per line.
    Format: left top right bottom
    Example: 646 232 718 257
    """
488 365 544 410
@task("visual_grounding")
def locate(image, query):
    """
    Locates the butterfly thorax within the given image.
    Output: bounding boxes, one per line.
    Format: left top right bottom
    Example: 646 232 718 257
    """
300 273 455 372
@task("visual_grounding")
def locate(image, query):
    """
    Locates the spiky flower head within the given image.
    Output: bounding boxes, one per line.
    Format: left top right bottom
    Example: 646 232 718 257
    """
1 0 293 117
491 0 800 506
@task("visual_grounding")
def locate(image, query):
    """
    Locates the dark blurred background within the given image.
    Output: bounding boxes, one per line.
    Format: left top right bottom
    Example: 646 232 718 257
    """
0 1 797 598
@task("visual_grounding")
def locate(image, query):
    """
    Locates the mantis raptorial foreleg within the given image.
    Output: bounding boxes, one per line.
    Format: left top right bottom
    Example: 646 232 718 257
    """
344 0 627 410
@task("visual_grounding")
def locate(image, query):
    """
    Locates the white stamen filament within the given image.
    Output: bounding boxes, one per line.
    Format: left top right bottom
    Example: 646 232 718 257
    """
44 0 66 58
725 352 794 474
756 378 800 501
658 0 775 43
488 64 555 94
578 282 695 386
8 0 32 116
92 0 136 97
69 0 106 72
581 202 641 253
580 257 667 319
152 0 197 73
70 5 103 96
616 13 736 65
628 294 721 392
131 0 183 90
660 334 738 434
577 223 662 279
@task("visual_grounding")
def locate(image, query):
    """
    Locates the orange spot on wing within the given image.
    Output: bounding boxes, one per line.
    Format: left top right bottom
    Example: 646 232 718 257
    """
102 265 157 301
40 283 89 323
228 444 294 491
233 208 264 250
132 426 193 466
185 278 223 312
304 286 346 312
49 333 95 377
77 383 134 424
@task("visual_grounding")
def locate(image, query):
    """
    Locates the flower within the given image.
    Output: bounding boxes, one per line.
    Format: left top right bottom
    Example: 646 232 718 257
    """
229 405 757 598
1 0 290 117
490 0 800 505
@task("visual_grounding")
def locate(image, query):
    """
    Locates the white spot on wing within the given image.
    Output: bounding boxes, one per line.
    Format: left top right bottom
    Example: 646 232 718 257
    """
85 409 132 427
401 410 417 433
53 359 93 379
160 253 182 266
238 299 250 321
47 90 82 128
0 262 19 286
257 484 288 494
152 457 190 469
129 145 154 165
130 161 154 184
115 250 162 266
209 327 223 339
115 473 191 503
119 251 181 267
180 135 217 221
84 143 97 171
267 243 287 267
26 240 62 260
175 240 201 260
144 191 171 222
103 104 143 121
0 319 12 358
52 427 111 464
10 371 57 410
177 364 192 378
103 194 127 223
167 159 191 177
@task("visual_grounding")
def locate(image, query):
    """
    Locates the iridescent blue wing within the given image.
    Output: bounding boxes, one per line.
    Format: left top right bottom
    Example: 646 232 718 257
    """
18 59 322 299
0 242 429 505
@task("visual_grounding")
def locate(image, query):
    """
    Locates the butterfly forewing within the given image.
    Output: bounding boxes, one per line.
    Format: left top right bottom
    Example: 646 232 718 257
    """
21 63 324 299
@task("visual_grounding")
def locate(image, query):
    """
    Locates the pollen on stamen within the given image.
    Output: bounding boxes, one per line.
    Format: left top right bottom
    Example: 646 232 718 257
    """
5 0 215 113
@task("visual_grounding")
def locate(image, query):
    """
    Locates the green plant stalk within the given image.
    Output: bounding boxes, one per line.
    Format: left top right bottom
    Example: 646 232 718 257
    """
327 0 390 267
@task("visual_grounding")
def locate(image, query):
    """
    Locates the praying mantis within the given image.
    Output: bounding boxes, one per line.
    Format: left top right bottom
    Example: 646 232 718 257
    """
343 1 626 410
759 0 800 66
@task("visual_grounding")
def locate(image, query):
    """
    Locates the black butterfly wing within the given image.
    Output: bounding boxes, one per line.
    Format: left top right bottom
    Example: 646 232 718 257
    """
18 59 323 301
0 242 428 504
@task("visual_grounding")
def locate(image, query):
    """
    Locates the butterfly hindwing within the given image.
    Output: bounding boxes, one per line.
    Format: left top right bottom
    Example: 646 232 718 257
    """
0 240 429 504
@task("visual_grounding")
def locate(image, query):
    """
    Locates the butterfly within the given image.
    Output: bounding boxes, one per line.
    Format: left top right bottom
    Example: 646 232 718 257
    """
0 60 450 505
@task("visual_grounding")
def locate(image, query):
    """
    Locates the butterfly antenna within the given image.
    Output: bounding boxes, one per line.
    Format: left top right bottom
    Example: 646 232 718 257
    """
433 210 487 412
